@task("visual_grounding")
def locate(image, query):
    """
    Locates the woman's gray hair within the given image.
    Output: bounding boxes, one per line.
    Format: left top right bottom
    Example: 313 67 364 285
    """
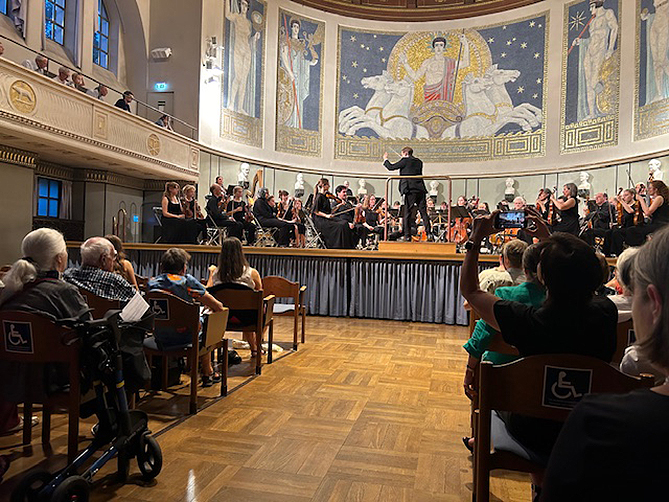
615 246 639 295
0 228 66 305
633 226 669 368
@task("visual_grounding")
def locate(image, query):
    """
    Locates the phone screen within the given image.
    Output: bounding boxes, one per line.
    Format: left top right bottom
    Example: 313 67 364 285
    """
495 210 526 229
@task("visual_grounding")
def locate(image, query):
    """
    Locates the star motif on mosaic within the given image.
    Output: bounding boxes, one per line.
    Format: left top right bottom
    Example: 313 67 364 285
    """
503 25 507 30
488 37 494 44
352 61 358 68
353 93 359 99
363 68 367 73
350 36 356 42
534 52 540 59
533 93 538 99
500 52 507 58
379 47 384 52
536 78 542 84
529 21 536 27
360 43 365 49
570 11 586 31
506 40 512 46
381 57 386 63
520 42 528 49
517 86 525 94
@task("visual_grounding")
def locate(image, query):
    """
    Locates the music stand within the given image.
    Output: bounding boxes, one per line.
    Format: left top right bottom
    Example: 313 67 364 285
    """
450 206 470 220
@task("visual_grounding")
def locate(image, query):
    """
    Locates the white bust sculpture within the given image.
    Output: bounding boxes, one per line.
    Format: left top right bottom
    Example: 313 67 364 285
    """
294 173 305 197
649 158 664 181
429 180 439 197
578 171 591 191
357 179 367 195
504 178 516 202
237 162 251 187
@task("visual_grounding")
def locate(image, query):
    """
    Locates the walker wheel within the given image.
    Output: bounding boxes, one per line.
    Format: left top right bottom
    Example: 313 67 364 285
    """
137 434 162 480
11 469 52 502
51 475 89 502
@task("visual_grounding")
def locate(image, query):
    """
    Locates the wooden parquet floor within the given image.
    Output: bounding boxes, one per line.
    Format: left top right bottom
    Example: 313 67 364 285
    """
0 317 531 501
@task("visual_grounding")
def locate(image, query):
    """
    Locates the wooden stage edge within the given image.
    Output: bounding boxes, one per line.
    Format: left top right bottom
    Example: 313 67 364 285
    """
66 241 502 263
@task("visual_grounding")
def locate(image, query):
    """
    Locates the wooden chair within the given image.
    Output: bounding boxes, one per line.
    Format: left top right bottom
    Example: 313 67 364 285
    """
262 276 306 351
77 288 121 319
143 291 212 414
0 311 82 463
134 274 149 293
474 354 654 502
612 319 635 365
208 284 275 373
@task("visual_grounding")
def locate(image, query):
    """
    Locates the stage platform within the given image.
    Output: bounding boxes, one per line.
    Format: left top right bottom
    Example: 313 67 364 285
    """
67 242 501 325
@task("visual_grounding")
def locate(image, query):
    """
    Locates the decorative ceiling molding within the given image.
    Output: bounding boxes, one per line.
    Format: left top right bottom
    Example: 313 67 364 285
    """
35 160 75 180
291 0 543 21
0 145 36 168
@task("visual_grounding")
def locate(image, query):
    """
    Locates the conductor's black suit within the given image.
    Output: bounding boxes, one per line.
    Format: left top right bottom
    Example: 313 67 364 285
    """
384 155 431 239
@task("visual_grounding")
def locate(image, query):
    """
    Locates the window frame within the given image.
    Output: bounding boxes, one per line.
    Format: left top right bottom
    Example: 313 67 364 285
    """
93 0 110 69
45 0 67 46
36 177 62 218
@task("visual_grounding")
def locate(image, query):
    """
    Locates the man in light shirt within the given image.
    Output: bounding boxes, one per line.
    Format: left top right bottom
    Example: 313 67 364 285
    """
53 66 71 85
22 54 49 75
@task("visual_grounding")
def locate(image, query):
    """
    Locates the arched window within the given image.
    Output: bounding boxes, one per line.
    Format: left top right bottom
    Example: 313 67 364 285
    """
45 0 66 45
93 0 110 69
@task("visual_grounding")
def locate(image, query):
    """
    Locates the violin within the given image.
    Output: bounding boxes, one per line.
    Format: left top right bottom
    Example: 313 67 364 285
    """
181 197 193 219
354 204 365 224
615 188 623 227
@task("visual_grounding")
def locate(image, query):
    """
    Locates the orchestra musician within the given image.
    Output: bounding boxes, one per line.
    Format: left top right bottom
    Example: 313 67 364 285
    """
292 198 307 248
161 182 198 244
610 180 669 256
205 183 244 239
311 178 358 249
580 192 614 250
383 147 432 241
535 188 553 221
252 188 292 246
181 184 207 242
227 186 256 245
550 183 580 235
277 190 305 247
362 195 386 238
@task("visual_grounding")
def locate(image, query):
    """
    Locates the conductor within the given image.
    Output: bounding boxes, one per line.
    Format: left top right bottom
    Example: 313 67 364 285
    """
383 147 431 241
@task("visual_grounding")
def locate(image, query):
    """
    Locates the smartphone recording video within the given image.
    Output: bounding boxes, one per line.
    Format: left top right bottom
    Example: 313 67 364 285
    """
494 210 527 229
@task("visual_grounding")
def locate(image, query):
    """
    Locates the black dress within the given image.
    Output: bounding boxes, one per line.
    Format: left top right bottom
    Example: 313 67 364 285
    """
312 193 358 249
162 199 199 244
551 196 580 235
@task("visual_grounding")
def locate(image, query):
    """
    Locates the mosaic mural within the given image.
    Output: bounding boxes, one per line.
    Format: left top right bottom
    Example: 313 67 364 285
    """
636 0 669 140
335 14 548 163
561 0 620 153
221 0 266 147
275 9 324 157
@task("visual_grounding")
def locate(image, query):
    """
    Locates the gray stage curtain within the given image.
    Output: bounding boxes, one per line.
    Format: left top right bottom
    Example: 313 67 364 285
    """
349 259 469 325
68 248 491 325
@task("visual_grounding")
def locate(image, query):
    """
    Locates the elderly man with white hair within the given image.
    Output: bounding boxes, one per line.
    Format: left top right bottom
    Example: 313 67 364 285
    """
63 237 134 302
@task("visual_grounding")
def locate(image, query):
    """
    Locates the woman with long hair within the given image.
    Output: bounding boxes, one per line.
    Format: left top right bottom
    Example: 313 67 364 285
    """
312 178 358 249
550 182 580 235
160 181 185 243
104 234 138 290
206 237 262 354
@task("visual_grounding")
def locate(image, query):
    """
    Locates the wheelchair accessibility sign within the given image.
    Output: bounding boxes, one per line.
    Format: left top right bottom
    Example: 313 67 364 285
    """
149 299 169 321
3 320 34 354
542 366 592 410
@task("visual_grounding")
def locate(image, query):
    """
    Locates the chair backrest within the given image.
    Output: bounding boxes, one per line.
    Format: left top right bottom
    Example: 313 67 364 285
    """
135 275 149 293
208 284 264 331
152 207 163 226
145 290 200 346
479 354 654 423
262 276 298 301
612 319 635 365
78 288 121 319
0 310 80 364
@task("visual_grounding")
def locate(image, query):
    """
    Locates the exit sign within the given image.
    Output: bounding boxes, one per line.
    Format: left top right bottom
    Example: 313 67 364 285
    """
154 82 168 91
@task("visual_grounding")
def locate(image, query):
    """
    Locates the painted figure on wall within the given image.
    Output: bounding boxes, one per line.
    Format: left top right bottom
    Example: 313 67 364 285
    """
278 17 321 129
641 0 669 103
570 0 619 120
225 0 261 116
399 34 470 103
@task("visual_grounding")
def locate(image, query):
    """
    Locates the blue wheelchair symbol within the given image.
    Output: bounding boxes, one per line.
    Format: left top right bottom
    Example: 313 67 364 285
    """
3 321 34 354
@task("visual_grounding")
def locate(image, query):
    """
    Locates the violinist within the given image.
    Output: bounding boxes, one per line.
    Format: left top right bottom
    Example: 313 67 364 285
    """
161 181 193 243
550 183 580 235
535 188 552 222
312 179 358 249
580 192 613 249
205 183 243 240
292 198 307 248
610 181 669 256
362 195 385 238
227 185 256 245
181 184 207 243
252 188 292 246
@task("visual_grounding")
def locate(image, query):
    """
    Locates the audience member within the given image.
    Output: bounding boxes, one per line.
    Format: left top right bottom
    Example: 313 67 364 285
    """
541 226 669 501
53 66 71 85
69 72 88 93
206 237 262 355
155 114 174 131
63 237 134 302
461 215 617 485
148 248 224 386
104 235 139 290
0 229 89 435
478 239 528 294
115 90 134 111
606 246 638 322
22 54 48 75
89 84 108 100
